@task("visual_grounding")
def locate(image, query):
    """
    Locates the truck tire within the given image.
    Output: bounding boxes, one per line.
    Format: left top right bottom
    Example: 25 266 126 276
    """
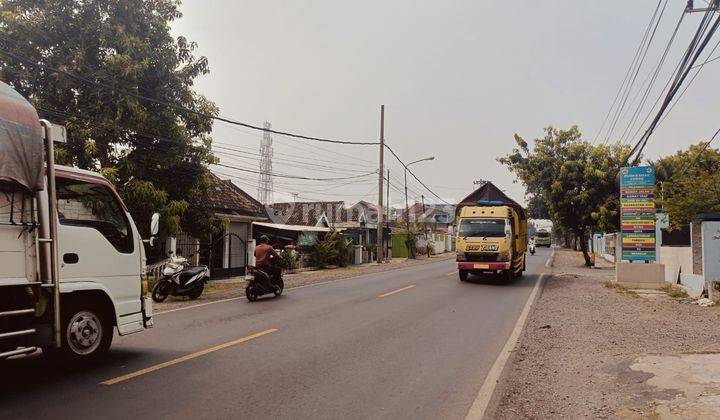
45 300 113 364
459 270 469 282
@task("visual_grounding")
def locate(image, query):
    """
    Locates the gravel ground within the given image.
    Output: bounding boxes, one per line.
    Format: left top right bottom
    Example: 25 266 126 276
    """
154 253 454 312
493 248 720 419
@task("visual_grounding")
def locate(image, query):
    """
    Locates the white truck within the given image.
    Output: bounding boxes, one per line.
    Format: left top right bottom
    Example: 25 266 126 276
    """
0 81 154 362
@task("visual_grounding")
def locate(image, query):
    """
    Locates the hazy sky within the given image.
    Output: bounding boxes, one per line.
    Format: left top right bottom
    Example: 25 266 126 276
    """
171 0 720 206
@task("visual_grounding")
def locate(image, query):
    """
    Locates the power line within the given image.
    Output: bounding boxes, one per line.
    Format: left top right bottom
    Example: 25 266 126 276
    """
595 0 665 143
618 9 686 144
604 0 669 144
1 40 447 205
0 44 379 146
628 7 720 164
383 144 450 205
214 162 377 181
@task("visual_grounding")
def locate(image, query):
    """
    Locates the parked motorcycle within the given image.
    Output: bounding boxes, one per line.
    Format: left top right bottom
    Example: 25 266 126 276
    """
246 263 284 302
529 239 536 256
151 256 210 303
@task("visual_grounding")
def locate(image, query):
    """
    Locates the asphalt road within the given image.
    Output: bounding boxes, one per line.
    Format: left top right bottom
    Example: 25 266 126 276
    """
0 247 551 420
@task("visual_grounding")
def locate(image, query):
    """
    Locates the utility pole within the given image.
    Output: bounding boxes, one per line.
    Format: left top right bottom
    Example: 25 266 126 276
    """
404 166 410 257
386 168 391 260
421 194 430 257
377 105 385 263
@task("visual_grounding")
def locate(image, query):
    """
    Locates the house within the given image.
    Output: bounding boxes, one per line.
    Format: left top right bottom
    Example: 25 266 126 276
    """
255 201 344 250
399 202 456 233
257 200 390 262
172 172 268 279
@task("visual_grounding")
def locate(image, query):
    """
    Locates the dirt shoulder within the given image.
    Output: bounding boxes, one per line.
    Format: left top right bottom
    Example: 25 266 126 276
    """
154 253 454 313
492 248 720 419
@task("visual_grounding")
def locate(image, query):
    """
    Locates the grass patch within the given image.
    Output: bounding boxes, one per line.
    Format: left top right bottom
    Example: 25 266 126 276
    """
602 281 639 298
660 283 689 298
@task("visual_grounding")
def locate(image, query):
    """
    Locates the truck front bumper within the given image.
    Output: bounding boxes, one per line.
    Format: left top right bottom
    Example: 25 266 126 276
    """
457 261 510 271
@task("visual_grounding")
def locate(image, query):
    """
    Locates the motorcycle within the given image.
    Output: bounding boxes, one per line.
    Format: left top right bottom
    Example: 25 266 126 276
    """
151 255 210 303
529 240 536 255
246 262 284 302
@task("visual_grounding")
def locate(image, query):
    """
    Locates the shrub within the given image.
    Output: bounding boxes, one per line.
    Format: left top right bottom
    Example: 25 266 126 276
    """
279 248 299 271
309 229 351 268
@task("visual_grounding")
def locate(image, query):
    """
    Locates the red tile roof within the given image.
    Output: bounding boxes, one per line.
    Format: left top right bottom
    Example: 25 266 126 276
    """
207 172 267 218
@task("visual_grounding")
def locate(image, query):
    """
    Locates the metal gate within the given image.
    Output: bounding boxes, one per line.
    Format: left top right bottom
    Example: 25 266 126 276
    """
160 232 247 280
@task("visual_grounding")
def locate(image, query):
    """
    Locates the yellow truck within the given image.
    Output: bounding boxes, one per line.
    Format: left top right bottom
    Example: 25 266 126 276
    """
455 198 527 282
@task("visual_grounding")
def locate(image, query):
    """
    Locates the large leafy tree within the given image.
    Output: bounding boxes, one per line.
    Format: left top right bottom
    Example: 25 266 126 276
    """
653 142 720 229
499 126 628 266
0 0 219 240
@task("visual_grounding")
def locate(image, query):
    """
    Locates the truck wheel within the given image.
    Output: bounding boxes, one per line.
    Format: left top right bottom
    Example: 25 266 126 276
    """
46 301 113 363
459 270 469 282
504 270 514 283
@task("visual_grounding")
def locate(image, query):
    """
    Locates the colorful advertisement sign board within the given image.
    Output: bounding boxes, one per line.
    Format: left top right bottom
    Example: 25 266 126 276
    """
620 166 656 261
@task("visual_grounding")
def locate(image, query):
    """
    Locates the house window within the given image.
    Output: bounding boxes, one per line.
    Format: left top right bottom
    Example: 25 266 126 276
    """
57 177 134 254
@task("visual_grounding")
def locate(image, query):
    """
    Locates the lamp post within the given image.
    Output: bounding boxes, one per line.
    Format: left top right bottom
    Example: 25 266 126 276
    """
404 156 434 258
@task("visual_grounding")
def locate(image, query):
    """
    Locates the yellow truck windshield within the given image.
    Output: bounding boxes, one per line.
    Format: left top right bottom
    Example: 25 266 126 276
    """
459 218 506 238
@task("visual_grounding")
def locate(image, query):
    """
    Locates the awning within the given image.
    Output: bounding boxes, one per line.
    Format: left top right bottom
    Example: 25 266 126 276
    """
253 221 340 233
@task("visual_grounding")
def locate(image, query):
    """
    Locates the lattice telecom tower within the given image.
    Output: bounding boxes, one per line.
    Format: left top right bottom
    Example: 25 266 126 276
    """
257 121 274 205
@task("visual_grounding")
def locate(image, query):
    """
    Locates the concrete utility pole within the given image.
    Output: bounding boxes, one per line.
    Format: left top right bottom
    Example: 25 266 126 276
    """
377 105 385 263
421 194 430 257
386 168 391 259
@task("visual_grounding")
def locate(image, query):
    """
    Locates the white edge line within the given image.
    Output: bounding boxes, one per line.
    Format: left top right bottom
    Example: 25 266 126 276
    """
465 249 554 420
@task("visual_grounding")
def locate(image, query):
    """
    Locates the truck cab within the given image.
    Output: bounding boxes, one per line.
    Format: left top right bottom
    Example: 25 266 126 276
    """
534 229 551 247
456 201 527 282
0 81 153 362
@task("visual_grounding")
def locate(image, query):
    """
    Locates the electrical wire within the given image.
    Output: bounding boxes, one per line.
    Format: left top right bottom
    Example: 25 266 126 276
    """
0 44 379 146
604 0 669 144
595 0 665 143
628 7 720 165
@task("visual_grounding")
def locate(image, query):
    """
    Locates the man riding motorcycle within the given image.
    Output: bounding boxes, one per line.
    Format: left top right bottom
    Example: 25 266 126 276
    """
254 235 280 288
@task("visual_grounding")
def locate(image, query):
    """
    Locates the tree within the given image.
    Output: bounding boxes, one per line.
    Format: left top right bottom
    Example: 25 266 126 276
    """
653 142 720 229
499 126 628 266
0 0 219 240
526 192 550 219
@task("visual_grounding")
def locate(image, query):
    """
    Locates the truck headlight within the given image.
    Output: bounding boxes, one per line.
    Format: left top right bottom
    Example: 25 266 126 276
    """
456 252 467 261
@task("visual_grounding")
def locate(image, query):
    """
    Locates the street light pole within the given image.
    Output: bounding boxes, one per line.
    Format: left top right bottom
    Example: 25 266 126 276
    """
404 156 435 258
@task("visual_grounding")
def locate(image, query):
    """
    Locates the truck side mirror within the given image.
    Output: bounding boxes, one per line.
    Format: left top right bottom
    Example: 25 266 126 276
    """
150 212 160 236
504 224 512 237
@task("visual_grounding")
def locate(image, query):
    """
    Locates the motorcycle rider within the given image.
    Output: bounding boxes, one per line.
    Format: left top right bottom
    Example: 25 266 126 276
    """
254 235 280 288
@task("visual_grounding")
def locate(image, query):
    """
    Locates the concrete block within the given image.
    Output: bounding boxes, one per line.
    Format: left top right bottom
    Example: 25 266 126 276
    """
615 262 665 290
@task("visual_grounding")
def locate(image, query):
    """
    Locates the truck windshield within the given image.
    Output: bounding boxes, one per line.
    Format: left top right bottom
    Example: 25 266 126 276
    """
459 218 506 238
536 231 550 238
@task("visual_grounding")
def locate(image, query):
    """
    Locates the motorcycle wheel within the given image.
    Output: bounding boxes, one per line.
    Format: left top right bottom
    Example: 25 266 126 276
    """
246 285 258 302
152 281 171 303
273 278 284 297
188 282 204 300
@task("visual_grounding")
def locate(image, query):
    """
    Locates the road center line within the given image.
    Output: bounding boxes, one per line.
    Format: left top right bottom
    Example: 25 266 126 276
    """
378 284 415 298
446 271 456 276
100 328 278 386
